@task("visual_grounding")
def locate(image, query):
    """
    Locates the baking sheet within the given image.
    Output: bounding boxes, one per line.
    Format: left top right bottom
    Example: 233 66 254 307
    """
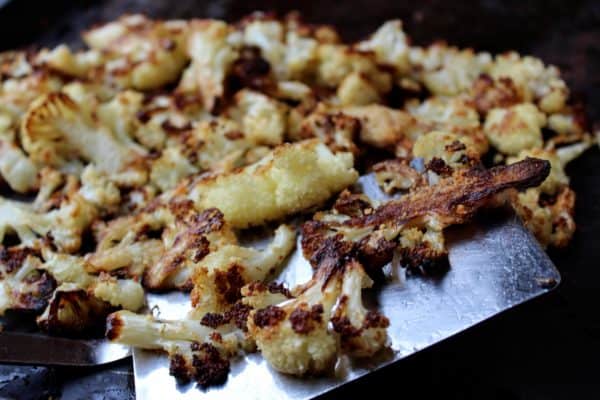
132 176 561 399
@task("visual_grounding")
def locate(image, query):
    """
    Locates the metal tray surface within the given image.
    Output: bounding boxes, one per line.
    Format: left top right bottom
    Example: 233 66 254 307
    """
133 176 560 400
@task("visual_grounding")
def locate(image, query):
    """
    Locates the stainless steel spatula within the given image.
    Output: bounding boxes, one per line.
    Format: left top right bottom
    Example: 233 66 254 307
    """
132 175 560 399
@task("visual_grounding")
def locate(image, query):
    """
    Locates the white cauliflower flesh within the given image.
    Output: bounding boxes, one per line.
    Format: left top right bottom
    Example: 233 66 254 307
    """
187 140 358 228
0 138 39 192
484 103 546 155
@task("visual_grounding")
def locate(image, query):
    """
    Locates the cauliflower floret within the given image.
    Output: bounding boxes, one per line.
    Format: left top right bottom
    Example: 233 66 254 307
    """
0 192 96 253
96 90 145 144
316 43 392 94
0 71 63 118
293 108 359 154
150 147 199 192
356 20 410 73
336 72 381 106
84 15 189 90
408 44 492 96
185 118 261 173
489 52 568 113
178 20 240 110
247 265 342 375
35 45 103 78
484 103 546 155
187 140 358 228
41 251 145 311
106 309 248 386
88 204 237 291
511 186 575 248
0 138 38 193
0 247 54 315
331 261 389 357
20 92 146 181
412 130 480 168
241 18 319 81
341 104 424 156
372 158 425 194
227 89 288 146
79 165 121 210
191 224 296 314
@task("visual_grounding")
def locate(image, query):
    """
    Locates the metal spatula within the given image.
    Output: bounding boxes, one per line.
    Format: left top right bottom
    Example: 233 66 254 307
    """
0 332 130 366
132 174 561 400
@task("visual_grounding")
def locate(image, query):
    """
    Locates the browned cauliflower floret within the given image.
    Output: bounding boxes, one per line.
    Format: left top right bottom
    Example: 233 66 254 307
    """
408 44 492 96
412 130 481 169
0 247 54 315
88 203 236 290
191 224 296 314
341 104 425 156
0 193 97 253
484 103 546 155
507 143 590 248
247 263 342 375
292 108 360 154
511 186 575 248
177 20 240 110
372 159 425 194
106 308 249 386
83 14 189 90
21 92 147 184
489 52 568 113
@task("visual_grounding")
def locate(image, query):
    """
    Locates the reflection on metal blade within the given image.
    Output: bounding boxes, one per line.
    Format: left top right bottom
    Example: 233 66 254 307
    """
133 175 560 399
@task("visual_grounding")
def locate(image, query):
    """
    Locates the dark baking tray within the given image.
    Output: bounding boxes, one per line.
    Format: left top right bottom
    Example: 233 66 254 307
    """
0 1 598 399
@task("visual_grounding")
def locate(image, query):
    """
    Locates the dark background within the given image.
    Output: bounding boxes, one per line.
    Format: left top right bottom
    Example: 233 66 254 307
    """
0 1 599 399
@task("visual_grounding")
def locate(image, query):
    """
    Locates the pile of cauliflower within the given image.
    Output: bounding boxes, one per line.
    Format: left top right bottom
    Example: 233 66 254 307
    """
0 12 594 387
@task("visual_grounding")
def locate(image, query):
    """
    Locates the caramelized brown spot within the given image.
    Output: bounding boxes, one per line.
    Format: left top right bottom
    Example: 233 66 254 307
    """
191 342 230 387
169 354 191 382
289 303 324 334
426 157 453 175
214 265 246 305
253 305 286 328
0 246 37 273
267 282 292 298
